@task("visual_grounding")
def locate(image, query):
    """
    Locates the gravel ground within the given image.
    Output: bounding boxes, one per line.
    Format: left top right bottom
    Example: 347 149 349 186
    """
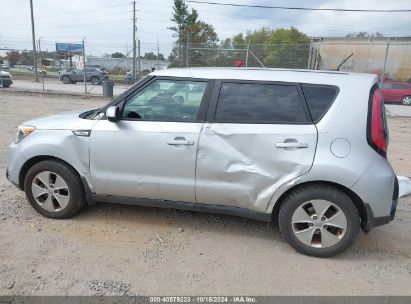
0 90 410 296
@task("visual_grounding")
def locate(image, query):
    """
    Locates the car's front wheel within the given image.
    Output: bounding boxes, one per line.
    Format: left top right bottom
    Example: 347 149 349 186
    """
62 76 71 84
24 160 86 219
278 184 360 257
402 95 411 106
90 76 100 85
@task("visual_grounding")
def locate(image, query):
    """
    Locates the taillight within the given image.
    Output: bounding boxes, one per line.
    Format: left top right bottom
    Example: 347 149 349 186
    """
367 85 388 157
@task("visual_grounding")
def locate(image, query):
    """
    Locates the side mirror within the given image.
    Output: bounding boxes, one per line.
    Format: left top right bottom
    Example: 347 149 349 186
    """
106 106 120 122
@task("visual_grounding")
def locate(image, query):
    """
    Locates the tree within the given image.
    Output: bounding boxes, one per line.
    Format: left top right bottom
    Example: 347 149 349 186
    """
263 27 310 68
111 52 125 58
169 0 218 67
6 50 22 66
20 51 33 65
346 32 384 38
215 27 310 68
169 0 198 41
141 52 165 60
143 52 156 60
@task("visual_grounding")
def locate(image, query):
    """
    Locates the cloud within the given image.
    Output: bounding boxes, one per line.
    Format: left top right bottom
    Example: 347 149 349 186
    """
0 0 409 57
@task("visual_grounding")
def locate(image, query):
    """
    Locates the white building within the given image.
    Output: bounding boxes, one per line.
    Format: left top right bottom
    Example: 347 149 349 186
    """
86 57 170 71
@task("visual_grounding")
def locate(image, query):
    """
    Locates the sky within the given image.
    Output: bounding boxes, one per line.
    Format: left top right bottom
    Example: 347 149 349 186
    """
0 0 410 57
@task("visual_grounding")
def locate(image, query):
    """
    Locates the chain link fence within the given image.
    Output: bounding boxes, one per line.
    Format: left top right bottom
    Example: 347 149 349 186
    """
178 39 411 84
2 38 411 96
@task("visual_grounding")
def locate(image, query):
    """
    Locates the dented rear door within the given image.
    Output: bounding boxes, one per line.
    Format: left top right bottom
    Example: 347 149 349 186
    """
195 81 317 212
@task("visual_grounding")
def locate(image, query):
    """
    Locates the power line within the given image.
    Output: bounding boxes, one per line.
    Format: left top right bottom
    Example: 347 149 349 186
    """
186 1 411 13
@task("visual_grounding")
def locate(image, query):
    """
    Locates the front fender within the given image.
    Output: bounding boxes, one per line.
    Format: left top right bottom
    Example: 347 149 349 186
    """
13 130 93 190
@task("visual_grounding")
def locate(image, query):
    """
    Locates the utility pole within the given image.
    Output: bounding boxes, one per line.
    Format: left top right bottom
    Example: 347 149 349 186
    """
132 0 136 82
29 0 39 82
38 36 44 90
245 38 250 67
137 39 141 80
82 37 87 94
157 38 160 70
381 38 390 85
186 32 190 67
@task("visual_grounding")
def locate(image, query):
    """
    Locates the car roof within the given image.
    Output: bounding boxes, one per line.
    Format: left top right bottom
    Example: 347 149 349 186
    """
150 67 377 86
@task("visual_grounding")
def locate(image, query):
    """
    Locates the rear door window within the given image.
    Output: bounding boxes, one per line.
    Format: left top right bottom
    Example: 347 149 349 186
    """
301 84 339 122
214 82 309 123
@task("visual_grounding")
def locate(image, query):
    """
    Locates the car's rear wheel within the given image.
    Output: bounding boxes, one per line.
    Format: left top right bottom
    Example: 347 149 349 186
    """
278 184 360 257
24 160 86 219
402 96 411 106
91 76 100 85
62 76 71 84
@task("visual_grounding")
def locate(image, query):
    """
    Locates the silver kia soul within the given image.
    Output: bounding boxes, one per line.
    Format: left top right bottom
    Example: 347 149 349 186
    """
6 68 398 257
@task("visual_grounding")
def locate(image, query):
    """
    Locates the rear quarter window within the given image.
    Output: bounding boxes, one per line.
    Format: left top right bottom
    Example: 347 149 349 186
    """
301 84 339 122
215 82 309 123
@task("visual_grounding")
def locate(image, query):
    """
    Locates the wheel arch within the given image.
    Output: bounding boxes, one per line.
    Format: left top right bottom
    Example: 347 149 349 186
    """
18 155 93 205
271 180 367 229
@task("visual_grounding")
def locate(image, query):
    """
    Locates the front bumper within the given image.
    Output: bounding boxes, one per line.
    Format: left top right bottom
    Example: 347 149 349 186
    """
6 142 28 189
362 176 399 232
6 168 19 188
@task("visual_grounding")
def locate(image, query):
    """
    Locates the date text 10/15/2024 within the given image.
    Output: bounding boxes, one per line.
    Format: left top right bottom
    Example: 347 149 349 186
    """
150 296 257 303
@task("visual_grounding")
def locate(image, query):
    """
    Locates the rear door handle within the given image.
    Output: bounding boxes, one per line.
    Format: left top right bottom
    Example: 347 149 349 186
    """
167 139 194 146
275 142 308 149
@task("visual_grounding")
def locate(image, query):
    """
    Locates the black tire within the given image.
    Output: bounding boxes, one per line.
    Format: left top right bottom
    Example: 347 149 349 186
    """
2 84 10 88
62 76 71 84
24 160 86 219
278 184 360 257
91 76 99 85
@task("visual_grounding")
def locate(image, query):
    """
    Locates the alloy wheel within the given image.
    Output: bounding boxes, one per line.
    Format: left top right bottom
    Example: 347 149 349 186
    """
291 200 348 248
31 171 70 212
402 96 411 105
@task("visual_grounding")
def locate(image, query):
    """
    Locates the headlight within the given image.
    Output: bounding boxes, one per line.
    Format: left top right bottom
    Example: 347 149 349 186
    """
15 125 36 143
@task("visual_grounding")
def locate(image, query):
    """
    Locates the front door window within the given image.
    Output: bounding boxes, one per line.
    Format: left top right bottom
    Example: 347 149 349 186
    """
122 79 208 121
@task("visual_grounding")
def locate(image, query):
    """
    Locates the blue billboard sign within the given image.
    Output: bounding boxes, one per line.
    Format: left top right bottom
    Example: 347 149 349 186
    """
55 43 83 54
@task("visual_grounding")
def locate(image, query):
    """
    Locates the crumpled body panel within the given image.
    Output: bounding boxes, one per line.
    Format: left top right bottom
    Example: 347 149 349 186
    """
195 123 318 212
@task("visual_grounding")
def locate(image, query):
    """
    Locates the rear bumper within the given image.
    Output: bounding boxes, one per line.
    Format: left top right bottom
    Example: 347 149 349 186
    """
362 176 398 232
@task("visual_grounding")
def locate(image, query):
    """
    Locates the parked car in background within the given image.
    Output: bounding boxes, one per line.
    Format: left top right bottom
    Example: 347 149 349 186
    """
27 66 47 75
125 71 133 81
6 68 398 257
381 82 411 105
59 68 108 85
0 70 13 88
1 64 11 70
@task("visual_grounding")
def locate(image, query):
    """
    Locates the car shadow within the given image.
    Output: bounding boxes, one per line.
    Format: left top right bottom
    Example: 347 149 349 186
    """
77 201 284 244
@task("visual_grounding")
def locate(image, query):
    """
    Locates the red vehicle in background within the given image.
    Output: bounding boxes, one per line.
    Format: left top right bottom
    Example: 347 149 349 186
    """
381 82 411 105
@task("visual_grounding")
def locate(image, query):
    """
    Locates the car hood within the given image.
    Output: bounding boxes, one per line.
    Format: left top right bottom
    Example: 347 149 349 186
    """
1 71 12 77
22 110 99 130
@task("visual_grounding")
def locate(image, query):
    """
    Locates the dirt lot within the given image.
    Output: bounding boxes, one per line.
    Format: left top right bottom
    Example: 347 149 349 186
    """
0 91 410 296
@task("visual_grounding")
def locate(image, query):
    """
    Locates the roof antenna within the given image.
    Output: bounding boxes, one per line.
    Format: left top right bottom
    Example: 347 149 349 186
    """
336 53 354 71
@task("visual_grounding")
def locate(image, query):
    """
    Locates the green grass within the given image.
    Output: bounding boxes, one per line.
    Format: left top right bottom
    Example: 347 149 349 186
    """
108 74 125 81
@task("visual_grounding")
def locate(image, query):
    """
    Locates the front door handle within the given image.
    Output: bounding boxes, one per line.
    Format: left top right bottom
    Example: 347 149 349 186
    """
275 142 308 149
167 138 194 146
